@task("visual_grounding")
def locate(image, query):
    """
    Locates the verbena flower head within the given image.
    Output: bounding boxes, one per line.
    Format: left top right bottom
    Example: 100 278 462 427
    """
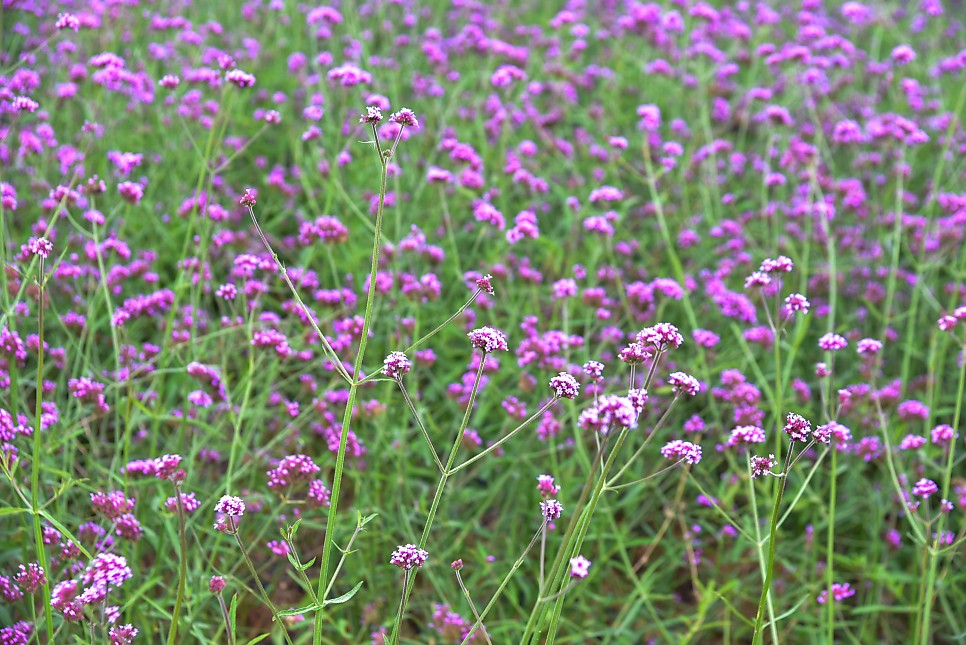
618 341 653 365
818 333 848 351
661 440 703 465
783 413 811 442
475 273 495 295
468 326 508 353
582 360 604 382
390 544 428 570
225 68 256 88
389 108 419 128
359 106 383 125
540 498 563 521
913 478 939 499
549 372 580 399
569 555 592 579
727 425 767 447
577 395 638 435
382 351 412 380
209 576 226 593
784 293 810 315
750 454 779 478
536 474 560 498
856 338 882 355
214 495 245 517
760 256 794 273
817 582 855 604
239 189 256 207
637 323 684 350
26 237 53 259
668 372 700 397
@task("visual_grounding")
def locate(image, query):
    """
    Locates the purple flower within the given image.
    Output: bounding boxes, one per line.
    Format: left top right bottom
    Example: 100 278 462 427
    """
578 395 638 435
638 323 684 350
668 372 700 397
569 555 592 579
913 478 939 499
818 333 848 351
784 293 810 315
856 338 882 355
660 440 703 465
475 274 495 295
390 544 428 570
468 326 508 353
750 454 778 478
817 582 855 604
359 106 383 125
382 352 412 380
783 413 811 442
549 372 580 399
214 495 246 517
727 425 767 447
540 498 563 521
26 237 53 259
225 69 256 88
389 108 419 128
536 474 560 498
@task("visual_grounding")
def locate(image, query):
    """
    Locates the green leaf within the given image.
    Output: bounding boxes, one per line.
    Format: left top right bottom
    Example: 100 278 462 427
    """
0 507 27 516
276 580 365 617
244 634 271 645
324 580 364 606
229 593 239 636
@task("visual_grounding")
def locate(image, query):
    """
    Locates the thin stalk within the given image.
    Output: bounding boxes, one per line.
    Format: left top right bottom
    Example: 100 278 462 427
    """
456 570 493 645
448 398 557 475
30 256 54 639
397 379 445 475
233 524 294 645
462 523 546 644
166 484 189 645
752 456 790 644
388 357 488 645
314 137 393 643
918 332 966 644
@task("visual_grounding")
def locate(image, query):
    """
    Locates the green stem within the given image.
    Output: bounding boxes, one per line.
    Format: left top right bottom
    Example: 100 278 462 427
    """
30 257 54 640
166 484 189 645
313 148 392 643
918 331 966 644
752 465 789 643
461 522 546 644
389 357 488 645
233 526 294 645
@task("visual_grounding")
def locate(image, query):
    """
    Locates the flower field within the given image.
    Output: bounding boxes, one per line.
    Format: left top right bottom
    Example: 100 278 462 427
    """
1 1 965 643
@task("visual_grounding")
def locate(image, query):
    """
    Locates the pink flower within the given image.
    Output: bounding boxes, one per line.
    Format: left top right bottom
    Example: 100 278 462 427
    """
390 544 428 570
569 555 592 579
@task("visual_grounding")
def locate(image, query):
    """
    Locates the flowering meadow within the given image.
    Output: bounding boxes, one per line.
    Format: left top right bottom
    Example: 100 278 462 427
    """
1 1 966 643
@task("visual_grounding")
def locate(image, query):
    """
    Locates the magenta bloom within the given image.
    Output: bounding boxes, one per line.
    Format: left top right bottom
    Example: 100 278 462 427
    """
783 413 811 442
549 372 580 399
540 499 563 521
390 544 428 570
661 440 703 465
668 372 700 397
214 495 246 517
817 583 856 604
382 351 412 380
389 108 419 128
359 106 383 125
26 237 53 259
750 454 779 478
468 326 509 353
913 478 939 499
536 474 560 498
569 555 592 579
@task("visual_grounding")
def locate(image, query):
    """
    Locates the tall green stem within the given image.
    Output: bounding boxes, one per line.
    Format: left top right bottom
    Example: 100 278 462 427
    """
30 256 54 639
313 146 391 644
